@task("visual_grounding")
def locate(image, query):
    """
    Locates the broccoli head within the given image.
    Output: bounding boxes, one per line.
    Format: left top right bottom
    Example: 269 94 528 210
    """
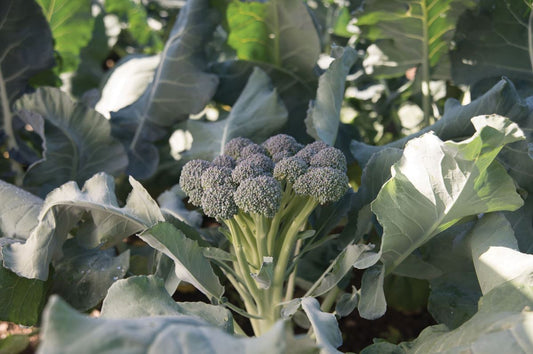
224 137 253 159
213 154 236 169
262 134 303 156
273 156 308 185
310 147 347 172
240 143 269 159
232 153 274 183
179 159 212 206
201 185 238 220
201 165 235 190
234 176 282 217
293 167 349 204
295 140 329 163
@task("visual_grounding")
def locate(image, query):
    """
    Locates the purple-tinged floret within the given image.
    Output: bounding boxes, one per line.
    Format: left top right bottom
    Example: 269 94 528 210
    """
179 159 212 206
224 137 253 159
213 155 236 169
310 147 347 172
232 154 274 184
240 144 268 159
293 167 349 204
234 176 282 217
262 134 302 156
201 186 238 220
295 141 329 164
201 166 235 190
273 157 308 185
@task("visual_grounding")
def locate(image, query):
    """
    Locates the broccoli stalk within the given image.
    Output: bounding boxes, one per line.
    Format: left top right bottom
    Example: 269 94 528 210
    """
179 134 350 335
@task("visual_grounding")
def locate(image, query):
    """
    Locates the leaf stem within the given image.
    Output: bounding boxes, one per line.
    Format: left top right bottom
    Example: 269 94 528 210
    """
420 0 432 127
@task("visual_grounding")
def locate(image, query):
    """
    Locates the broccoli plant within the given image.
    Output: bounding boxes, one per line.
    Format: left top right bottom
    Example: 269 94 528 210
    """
179 134 349 334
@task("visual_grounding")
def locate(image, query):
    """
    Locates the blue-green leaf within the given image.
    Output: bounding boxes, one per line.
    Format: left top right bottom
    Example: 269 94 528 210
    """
101 275 232 332
305 46 357 146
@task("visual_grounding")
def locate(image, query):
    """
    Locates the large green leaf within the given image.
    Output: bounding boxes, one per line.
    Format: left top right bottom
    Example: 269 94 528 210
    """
357 0 475 123
139 222 224 303
226 0 320 81
70 14 109 97
358 0 475 79
305 47 357 146
2 173 164 280
182 67 287 161
0 239 51 326
373 115 524 275
14 88 128 197
101 275 232 332
451 0 533 95
211 60 316 141
39 296 288 354
300 297 342 354
111 0 219 178
0 179 42 240
36 0 93 72
0 0 54 149
350 79 533 192
421 221 481 329
95 55 160 118
470 213 533 295
51 241 129 311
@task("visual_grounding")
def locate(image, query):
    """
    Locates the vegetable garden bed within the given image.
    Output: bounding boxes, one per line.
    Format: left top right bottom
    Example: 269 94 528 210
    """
0 0 532 353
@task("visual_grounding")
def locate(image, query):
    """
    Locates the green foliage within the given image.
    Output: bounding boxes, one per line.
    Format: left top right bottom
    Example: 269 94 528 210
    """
36 0 94 73
1 0 533 352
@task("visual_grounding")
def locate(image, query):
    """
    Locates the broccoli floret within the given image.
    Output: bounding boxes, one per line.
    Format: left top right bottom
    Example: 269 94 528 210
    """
213 154 236 169
179 159 212 206
293 167 349 204
201 165 235 190
262 134 303 156
232 153 274 183
273 156 308 185
224 137 253 159
240 143 268 159
201 185 238 220
234 176 282 217
271 150 293 163
310 147 347 172
295 140 329 163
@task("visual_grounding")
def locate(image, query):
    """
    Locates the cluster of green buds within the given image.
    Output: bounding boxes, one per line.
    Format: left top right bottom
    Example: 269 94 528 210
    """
179 134 350 334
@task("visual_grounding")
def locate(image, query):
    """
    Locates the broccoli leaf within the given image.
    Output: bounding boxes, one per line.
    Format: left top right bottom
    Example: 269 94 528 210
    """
111 0 219 179
451 0 533 96
0 0 54 149
470 213 533 295
36 0 94 72
182 67 287 161
2 173 164 280
14 88 128 197
392 274 533 352
39 296 288 354
51 241 129 311
357 0 475 79
0 238 52 325
357 264 386 320
351 78 531 168
0 179 43 240
305 46 357 146
226 0 320 81
101 275 233 332
421 221 481 329
140 222 225 303
373 115 524 276
300 297 342 354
